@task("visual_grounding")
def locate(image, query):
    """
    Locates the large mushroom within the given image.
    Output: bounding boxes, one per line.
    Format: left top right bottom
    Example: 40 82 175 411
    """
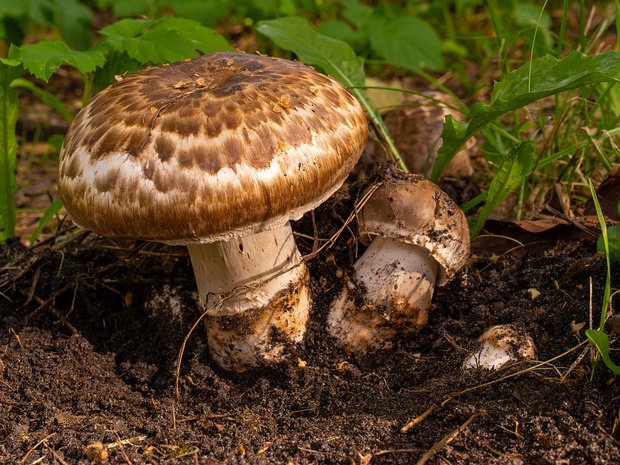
58 52 368 371
328 168 470 352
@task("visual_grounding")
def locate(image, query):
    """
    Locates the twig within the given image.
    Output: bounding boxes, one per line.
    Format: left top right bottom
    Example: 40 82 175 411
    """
401 404 437 433
19 433 56 465
109 430 133 464
416 411 487 465
105 435 147 449
43 444 69 465
374 448 423 458
9 328 24 349
23 283 74 324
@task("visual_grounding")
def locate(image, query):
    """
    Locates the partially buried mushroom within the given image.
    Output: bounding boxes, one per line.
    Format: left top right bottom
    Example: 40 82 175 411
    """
58 52 368 371
328 168 470 352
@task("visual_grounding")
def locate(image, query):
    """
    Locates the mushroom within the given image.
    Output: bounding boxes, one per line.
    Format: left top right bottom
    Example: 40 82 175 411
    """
58 52 368 371
327 168 470 352
383 91 475 178
463 324 537 370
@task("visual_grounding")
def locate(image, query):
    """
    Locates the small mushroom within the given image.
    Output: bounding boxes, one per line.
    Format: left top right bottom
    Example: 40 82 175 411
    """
383 91 475 178
58 52 368 371
463 324 537 370
328 169 470 352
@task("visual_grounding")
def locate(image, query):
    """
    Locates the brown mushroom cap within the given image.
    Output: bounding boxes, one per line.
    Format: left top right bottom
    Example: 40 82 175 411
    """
357 171 470 285
58 52 368 244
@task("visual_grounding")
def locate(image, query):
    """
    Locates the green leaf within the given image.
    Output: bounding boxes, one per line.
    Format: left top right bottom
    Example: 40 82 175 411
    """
0 60 21 241
99 17 232 65
171 0 233 28
108 0 156 17
586 329 620 375
597 225 620 263
255 16 407 171
0 0 28 16
316 20 366 53
55 0 94 50
255 16 365 87
492 51 620 104
20 40 106 81
30 198 64 245
341 1 373 28
367 15 444 72
468 141 535 238
432 51 620 182
23 0 55 26
1 43 23 67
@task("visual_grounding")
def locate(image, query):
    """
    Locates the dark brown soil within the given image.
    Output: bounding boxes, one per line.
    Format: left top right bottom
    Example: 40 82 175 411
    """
2 179 620 465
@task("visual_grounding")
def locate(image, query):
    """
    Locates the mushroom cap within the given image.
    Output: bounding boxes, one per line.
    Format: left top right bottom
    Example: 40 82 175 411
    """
58 52 368 244
357 170 470 285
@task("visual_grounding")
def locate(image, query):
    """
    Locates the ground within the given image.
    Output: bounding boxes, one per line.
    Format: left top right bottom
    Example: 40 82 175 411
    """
2 172 620 464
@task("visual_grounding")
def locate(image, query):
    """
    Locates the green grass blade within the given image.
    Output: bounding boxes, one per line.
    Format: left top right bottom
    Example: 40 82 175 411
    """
468 141 535 238
0 62 22 241
586 329 620 375
588 179 611 327
29 198 64 245
584 179 620 375
11 78 75 122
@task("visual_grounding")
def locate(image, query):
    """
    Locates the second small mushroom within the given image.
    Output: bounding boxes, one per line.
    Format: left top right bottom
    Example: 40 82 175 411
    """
328 168 470 352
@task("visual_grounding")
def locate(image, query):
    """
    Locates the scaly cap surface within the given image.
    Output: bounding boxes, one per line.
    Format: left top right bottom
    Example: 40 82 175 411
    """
58 52 368 244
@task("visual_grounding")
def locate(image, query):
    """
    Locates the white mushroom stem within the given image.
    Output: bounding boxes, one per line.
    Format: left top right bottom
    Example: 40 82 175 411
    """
327 236 438 353
187 223 310 371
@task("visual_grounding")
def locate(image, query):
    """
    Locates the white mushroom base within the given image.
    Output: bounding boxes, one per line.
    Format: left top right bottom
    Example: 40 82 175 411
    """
327 236 438 353
187 223 310 371
463 324 537 371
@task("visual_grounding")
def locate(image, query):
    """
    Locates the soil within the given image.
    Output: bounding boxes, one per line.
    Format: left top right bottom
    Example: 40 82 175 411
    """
2 168 620 464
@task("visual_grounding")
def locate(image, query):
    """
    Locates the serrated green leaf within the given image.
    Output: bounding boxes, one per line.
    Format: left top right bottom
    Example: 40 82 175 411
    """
432 51 620 182
469 141 535 238
256 16 365 87
100 17 232 65
586 329 620 375
367 15 444 72
0 60 21 241
20 41 106 81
